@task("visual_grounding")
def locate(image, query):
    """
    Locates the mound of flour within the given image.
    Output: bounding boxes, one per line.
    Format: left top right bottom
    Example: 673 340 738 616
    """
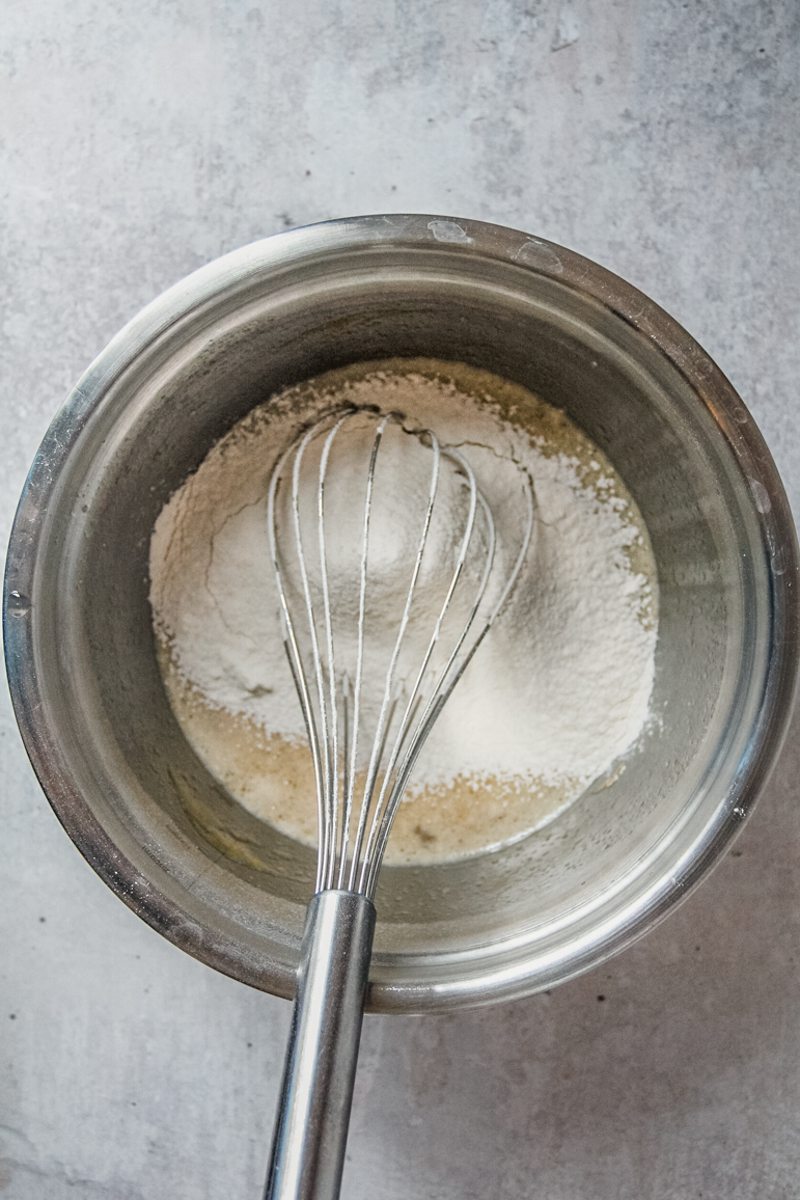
149 363 656 806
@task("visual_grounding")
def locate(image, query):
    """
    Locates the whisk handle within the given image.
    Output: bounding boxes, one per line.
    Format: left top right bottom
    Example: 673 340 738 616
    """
264 889 377 1200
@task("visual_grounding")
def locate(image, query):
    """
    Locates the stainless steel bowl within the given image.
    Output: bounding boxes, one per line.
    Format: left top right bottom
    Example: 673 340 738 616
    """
4 215 798 1012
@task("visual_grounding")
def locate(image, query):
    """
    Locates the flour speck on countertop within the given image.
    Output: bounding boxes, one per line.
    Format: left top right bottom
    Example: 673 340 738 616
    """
149 359 657 863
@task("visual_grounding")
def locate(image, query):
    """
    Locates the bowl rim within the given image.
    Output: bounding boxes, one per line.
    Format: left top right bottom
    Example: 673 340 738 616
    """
4 214 799 1011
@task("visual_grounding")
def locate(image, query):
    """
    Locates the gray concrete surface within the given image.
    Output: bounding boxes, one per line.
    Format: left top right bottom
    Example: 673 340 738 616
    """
2 2 799 1197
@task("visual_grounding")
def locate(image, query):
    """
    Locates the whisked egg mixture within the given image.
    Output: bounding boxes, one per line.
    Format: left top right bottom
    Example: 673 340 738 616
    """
149 359 657 865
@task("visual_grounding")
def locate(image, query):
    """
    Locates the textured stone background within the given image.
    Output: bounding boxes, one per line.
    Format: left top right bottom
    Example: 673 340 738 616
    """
2 2 799 1197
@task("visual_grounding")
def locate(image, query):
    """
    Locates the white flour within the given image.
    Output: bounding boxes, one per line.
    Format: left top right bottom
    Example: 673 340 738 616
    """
149 360 657 861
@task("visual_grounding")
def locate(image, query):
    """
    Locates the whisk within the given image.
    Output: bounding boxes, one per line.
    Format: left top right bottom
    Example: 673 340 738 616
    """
264 406 534 1200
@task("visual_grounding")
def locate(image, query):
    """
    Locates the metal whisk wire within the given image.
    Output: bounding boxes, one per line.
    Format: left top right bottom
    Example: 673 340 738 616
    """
264 404 534 1200
267 406 533 899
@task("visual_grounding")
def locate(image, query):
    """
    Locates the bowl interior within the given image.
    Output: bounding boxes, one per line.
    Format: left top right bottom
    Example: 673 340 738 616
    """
18 229 775 1008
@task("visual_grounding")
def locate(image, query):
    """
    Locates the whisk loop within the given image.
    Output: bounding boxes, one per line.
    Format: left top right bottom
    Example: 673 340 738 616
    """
267 405 534 900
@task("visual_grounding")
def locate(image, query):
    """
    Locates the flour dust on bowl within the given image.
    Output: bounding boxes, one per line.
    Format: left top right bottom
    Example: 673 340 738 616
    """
4 216 798 1018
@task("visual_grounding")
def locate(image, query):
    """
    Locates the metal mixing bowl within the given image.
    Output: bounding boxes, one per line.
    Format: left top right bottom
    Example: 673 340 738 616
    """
4 215 797 1012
